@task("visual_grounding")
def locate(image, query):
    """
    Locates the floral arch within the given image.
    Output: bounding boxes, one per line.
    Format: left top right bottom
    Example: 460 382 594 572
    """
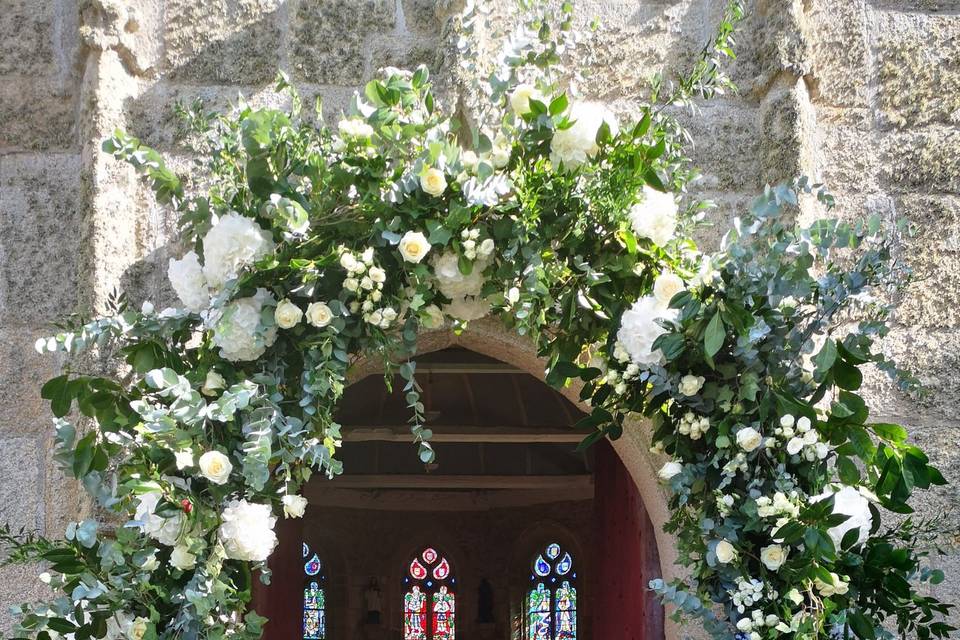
1 3 953 640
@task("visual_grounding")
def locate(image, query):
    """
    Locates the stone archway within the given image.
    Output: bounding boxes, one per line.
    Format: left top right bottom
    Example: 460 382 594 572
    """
254 317 680 640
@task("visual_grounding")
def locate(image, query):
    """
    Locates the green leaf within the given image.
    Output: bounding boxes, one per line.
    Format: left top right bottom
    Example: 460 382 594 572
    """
833 358 863 390
704 312 725 358
837 456 860 484
813 339 838 376
848 610 876 640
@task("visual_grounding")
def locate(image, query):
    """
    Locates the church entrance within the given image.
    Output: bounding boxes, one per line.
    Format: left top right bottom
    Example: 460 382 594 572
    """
253 348 664 640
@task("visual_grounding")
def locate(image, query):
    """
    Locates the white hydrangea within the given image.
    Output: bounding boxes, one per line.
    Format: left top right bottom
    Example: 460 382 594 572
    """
814 485 873 547
167 251 209 312
444 295 491 322
629 186 678 247
211 289 278 362
201 213 275 288
615 295 678 367
217 499 278 562
432 250 487 299
550 101 619 169
135 491 184 547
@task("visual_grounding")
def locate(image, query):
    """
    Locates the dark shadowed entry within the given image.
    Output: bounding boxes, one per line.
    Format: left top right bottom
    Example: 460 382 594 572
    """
252 348 664 640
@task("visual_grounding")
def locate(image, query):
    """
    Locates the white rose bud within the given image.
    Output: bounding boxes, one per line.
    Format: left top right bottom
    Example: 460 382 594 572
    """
343 277 359 292
420 167 447 197
736 619 753 633
509 83 542 115
715 539 736 564
657 461 683 481
340 252 358 271
201 370 226 396
198 451 233 485
653 271 685 307
786 437 804 455
170 545 197 571
274 298 303 329
478 237 495 258
282 494 308 519
797 416 812 432
306 301 333 328
736 427 763 452
780 414 795 428
360 276 374 290
760 544 788 571
369 267 386 284
678 373 705 396
399 231 431 264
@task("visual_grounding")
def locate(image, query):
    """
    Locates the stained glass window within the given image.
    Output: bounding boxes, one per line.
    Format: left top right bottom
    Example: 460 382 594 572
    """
525 543 577 640
302 543 327 640
404 547 456 640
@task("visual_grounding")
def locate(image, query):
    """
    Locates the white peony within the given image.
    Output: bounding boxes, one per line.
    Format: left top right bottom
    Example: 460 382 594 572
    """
198 451 233 485
169 545 197 571
420 168 447 197
167 251 209 312
715 539 736 564
760 544 788 571
399 231 431 264
550 101 619 169
629 186 678 247
736 427 763 452
814 485 873 547
658 461 683 481
201 213 274 288
653 271 685 307
201 370 225 396
306 301 333 328
282 494 308 519
678 374 705 396
211 289 278 362
135 491 184 547
509 83 542 116
274 298 303 329
616 295 678 367
218 499 278 562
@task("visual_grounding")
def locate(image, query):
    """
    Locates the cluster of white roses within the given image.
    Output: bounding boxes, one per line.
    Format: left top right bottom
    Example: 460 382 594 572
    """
274 297 335 331
677 411 711 440
776 413 829 461
755 491 800 519
168 213 275 313
340 247 398 330
600 361 642 396
459 228 495 262
615 271 685 367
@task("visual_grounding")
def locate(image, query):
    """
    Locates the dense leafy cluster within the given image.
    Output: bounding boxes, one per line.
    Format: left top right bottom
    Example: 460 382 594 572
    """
0 3 953 640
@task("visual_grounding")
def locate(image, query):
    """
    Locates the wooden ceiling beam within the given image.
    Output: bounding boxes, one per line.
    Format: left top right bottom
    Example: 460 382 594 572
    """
314 474 594 491
341 426 585 443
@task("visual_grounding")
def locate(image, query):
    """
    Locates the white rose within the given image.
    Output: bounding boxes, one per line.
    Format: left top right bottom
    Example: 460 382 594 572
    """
460 149 479 169
167 251 209 312
490 139 511 168
399 231 431 264
616 295 678 367
201 213 274 288
715 539 736 564
509 83 541 115
760 544 788 571
629 185 678 247
170 545 197 571
198 451 233 485
786 437 804 455
653 271 685 307
174 449 194 470
218 499 278 562
657 461 683 481
306 301 333 328
127 617 149 640
343 277 359 292
282 494 308 519
780 414 796 428
786 588 803 605
420 304 445 329
274 298 303 329
420 167 447 197
369 266 386 284
550 101 619 169
736 618 753 632
814 485 873 547
736 427 763 452
135 491 184 547
201 370 225 396
797 416 812 432
340 252 358 271
678 373 705 397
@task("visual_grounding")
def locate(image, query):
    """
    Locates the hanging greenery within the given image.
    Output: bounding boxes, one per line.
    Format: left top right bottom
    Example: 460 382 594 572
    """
1 2 954 640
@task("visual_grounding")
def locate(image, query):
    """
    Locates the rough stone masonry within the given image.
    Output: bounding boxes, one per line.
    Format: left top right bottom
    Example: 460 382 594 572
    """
1 0 959 631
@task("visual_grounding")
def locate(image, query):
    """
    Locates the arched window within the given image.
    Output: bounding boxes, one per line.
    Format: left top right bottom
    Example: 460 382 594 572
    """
526 543 577 640
302 543 327 639
403 547 456 640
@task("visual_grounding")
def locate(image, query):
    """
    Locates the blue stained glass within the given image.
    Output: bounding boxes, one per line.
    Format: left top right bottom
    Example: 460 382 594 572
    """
556 552 572 576
303 582 325 639
303 543 309 558
555 581 577 640
534 555 551 577
305 553 322 576
527 583 551 640
545 543 561 560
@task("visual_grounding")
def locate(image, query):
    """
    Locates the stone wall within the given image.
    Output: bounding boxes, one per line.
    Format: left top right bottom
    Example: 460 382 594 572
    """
2 0 959 632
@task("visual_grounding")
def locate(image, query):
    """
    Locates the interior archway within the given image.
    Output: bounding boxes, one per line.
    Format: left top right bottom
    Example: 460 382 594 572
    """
254 321 669 640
